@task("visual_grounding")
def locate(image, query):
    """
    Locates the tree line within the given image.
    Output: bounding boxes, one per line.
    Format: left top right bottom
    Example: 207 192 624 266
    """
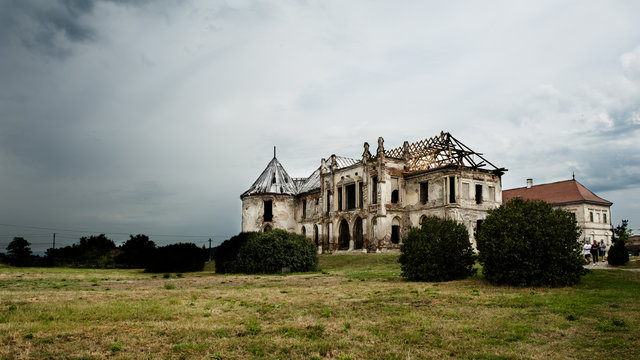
0 234 208 272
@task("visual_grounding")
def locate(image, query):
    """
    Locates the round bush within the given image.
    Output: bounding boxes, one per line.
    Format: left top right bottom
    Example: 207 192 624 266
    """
214 229 317 274
476 198 585 287
399 216 476 282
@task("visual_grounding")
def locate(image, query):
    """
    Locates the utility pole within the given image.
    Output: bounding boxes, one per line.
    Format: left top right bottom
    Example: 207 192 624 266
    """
208 238 212 261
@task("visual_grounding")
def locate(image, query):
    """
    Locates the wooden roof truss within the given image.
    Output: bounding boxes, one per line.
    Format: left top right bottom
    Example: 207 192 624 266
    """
385 132 506 174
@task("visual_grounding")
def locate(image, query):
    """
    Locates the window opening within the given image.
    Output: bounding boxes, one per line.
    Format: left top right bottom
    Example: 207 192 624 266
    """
302 200 307 219
263 200 273 222
338 187 343 211
354 218 364 250
358 182 363 208
589 212 594 222
326 190 331 215
372 176 378 204
475 184 483 204
603 213 607 224
301 226 306 236
449 176 456 204
391 189 399 204
346 183 356 209
420 182 429 204
272 174 276 184
338 219 350 250
391 225 400 244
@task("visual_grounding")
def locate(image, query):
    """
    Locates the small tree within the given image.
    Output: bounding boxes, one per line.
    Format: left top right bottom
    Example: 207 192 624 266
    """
6 237 32 266
476 198 585 287
608 220 630 266
399 216 476 282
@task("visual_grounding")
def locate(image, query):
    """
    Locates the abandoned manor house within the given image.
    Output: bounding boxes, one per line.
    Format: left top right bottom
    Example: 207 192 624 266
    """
240 132 507 252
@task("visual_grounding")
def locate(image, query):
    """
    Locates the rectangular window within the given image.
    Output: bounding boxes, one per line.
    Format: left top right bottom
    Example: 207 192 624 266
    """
263 200 273 222
338 187 343 211
372 176 378 204
488 186 495 202
462 182 470 199
475 184 483 204
302 200 307 219
603 213 607 224
346 183 356 210
449 176 456 204
358 182 363 208
420 181 429 204
589 212 594 222
326 190 331 215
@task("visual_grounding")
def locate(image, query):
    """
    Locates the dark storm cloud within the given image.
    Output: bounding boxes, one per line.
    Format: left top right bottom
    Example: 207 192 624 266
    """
0 0 153 58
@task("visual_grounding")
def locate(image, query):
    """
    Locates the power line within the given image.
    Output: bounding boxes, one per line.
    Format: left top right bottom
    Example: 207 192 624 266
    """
0 223 232 239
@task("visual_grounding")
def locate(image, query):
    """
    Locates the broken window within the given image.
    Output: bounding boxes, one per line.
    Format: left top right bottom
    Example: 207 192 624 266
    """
263 200 273 222
475 184 483 204
346 183 356 210
391 189 399 204
420 181 429 204
371 176 378 204
358 182 363 208
338 187 343 211
449 176 456 204
302 200 307 219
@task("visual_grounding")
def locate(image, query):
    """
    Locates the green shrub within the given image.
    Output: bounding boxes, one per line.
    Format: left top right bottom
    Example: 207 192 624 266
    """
214 229 317 274
476 198 585 286
399 216 476 282
608 240 629 266
608 220 630 266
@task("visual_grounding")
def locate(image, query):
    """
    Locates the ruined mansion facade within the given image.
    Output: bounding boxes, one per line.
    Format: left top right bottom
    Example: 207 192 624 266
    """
241 132 507 252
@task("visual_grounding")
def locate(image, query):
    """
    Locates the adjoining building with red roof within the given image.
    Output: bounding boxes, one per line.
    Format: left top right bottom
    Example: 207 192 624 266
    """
503 178 613 246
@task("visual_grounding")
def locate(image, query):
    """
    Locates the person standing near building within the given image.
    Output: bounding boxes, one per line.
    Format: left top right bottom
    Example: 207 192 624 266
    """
583 240 592 264
599 240 606 262
590 240 599 263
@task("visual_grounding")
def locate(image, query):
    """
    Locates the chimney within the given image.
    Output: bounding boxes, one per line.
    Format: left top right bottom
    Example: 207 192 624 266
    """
526 178 533 189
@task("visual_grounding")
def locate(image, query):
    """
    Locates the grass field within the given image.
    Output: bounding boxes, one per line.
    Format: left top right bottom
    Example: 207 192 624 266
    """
1 255 638 359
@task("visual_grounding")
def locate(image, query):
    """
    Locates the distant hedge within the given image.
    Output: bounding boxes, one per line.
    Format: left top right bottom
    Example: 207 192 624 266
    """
399 216 476 282
214 229 317 274
145 243 208 273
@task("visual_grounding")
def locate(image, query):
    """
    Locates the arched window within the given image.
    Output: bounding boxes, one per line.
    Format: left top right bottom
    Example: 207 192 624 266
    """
353 217 364 250
263 224 272 232
301 226 306 237
338 219 350 250
391 217 400 244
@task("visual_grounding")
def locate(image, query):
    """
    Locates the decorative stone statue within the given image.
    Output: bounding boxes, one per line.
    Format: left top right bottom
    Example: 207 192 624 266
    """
376 137 384 156
362 142 372 161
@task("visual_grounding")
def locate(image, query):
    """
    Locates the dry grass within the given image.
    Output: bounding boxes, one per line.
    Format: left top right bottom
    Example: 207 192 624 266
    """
0 255 638 359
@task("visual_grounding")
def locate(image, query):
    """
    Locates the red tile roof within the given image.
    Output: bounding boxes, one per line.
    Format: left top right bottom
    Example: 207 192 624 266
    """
503 179 612 206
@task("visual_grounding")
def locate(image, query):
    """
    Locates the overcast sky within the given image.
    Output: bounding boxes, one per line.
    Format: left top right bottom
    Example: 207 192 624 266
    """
1 0 639 251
